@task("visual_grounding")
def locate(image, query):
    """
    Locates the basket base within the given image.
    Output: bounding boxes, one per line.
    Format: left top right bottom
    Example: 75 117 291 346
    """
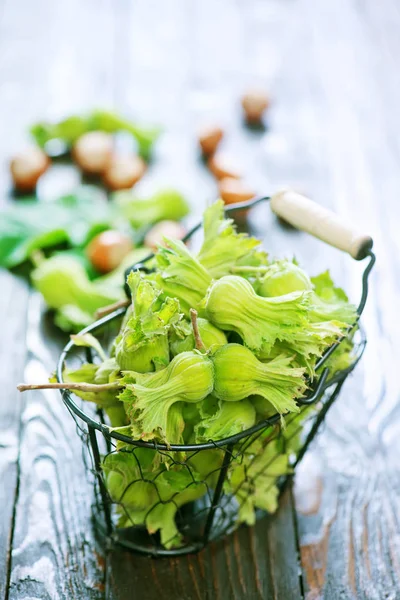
91 492 252 557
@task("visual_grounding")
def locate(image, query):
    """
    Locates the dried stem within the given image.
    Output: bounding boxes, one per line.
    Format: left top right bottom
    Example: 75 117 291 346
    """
95 298 130 318
17 381 123 393
190 308 206 352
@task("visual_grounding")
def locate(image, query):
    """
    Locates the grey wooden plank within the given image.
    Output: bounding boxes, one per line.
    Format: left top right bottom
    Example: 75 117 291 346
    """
0 0 116 597
0 272 29 599
107 488 300 600
289 1 400 598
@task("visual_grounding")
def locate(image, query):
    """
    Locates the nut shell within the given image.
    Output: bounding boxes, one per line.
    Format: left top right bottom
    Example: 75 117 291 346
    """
198 125 223 156
144 220 187 250
10 147 50 192
208 154 241 180
218 177 255 205
241 90 270 123
72 131 113 174
87 230 134 273
103 155 146 191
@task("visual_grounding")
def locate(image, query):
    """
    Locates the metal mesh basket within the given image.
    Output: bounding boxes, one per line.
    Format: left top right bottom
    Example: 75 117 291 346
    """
56 195 375 557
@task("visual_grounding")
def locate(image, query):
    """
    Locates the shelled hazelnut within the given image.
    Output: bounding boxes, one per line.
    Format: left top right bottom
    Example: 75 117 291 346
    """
241 90 270 124
198 125 224 156
72 131 113 174
144 220 187 250
207 154 241 180
10 148 50 192
103 155 146 191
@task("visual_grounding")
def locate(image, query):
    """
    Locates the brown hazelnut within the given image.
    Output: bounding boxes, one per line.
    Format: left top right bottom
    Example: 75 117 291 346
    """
144 221 187 250
207 154 241 180
86 230 134 273
241 90 270 123
72 131 113 174
198 125 224 156
218 177 255 205
10 148 50 192
103 155 146 191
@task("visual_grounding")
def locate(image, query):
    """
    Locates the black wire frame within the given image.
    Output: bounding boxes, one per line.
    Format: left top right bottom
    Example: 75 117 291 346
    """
56 195 376 556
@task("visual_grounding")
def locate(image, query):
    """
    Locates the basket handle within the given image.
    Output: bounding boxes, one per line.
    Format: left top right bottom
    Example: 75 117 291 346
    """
270 189 373 260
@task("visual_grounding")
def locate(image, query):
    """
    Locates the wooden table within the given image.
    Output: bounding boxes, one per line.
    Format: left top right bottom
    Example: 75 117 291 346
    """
1 0 399 598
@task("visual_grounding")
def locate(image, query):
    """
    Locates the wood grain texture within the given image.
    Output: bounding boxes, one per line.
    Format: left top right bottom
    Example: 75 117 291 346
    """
0 0 116 598
288 1 400 599
106 489 301 600
0 272 29 599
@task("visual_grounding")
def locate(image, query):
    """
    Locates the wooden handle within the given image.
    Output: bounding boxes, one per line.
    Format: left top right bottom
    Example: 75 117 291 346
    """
270 189 373 260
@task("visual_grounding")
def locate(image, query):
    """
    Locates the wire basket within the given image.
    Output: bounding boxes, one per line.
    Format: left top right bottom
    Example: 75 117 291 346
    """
57 194 375 557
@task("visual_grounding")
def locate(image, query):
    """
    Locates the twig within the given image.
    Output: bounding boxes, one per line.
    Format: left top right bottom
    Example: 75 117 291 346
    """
95 298 130 318
17 381 123 393
190 308 206 352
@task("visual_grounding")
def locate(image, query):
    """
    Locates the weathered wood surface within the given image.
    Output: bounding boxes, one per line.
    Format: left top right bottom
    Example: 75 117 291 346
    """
0 0 399 598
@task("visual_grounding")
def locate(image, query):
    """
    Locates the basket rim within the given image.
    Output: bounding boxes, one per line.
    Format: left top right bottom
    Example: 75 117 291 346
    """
57 308 366 451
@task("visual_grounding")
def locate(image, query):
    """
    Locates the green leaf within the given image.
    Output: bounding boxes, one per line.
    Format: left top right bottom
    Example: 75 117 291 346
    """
0 192 114 268
70 333 107 361
30 109 161 160
114 188 189 228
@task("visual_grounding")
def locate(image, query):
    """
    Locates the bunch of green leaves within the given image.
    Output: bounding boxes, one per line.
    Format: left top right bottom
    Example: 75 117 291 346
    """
30 109 161 160
0 190 114 268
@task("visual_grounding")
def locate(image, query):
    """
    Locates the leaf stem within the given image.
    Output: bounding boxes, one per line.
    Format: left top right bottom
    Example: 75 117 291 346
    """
17 381 123 393
190 308 206 352
95 298 130 318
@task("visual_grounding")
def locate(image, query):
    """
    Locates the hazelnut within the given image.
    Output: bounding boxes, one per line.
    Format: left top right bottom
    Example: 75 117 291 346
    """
144 221 187 250
207 154 241 180
87 230 134 273
72 131 113 174
198 125 223 156
218 177 255 205
103 155 146 191
10 147 50 192
241 90 270 124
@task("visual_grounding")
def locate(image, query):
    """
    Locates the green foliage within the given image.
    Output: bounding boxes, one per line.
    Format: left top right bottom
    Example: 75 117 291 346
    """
169 318 227 356
0 191 113 268
30 109 161 159
31 254 121 331
212 344 306 414
197 200 264 278
115 271 181 372
115 188 189 228
204 275 310 354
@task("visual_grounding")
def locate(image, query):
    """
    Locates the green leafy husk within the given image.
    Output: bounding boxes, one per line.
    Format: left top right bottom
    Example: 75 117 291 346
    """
153 238 212 315
204 275 310 354
119 351 214 444
212 344 306 415
114 271 182 372
169 318 227 356
197 200 265 278
114 189 189 228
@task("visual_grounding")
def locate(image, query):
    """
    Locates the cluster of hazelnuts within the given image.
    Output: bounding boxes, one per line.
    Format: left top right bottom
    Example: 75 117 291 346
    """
10 132 147 194
10 89 269 207
198 90 269 209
